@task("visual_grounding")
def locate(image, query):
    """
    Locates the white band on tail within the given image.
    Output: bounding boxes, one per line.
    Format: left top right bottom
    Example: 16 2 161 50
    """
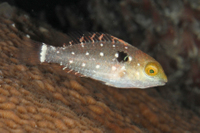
40 43 47 62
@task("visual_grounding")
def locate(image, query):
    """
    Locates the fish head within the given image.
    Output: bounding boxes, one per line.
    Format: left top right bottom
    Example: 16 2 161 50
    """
124 53 168 89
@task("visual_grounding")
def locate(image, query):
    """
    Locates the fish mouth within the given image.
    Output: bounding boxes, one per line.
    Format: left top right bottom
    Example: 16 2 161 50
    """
159 78 168 86
154 77 168 87
159 74 168 85
163 75 168 83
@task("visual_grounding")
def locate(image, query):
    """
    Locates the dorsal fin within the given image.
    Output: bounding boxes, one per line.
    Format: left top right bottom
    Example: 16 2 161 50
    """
67 32 125 45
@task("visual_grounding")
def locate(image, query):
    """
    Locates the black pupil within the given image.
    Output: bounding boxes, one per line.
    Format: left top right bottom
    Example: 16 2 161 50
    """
116 51 129 63
149 69 154 73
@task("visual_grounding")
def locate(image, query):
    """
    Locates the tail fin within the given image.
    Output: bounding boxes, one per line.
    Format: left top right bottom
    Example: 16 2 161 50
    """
17 40 42 65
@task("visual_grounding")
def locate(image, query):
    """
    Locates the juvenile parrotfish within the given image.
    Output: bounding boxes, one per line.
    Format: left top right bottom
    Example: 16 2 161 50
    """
19 32 167 88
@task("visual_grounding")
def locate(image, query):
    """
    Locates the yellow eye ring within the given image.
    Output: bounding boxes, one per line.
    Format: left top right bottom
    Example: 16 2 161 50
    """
145 62 158 76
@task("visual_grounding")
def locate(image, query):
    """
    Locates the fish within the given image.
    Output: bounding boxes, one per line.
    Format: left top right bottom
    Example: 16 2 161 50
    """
18 32 167 89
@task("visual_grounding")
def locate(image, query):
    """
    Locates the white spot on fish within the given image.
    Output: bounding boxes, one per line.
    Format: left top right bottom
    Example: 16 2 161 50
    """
82 63 86 67
100 43 103 47
112 66 117 71
115 53 119 58
86 52 89 55
137 63 140 66
125 46 128 49
57 51 60 54
129 56 132 61
135 72 140 78
40 43 47 62
69 60 73 64
136 72 140 76
113 44 116 47
96 65 100 69
100 52 104 57
113 74 117 77
121 66 126 71
71 52 75 55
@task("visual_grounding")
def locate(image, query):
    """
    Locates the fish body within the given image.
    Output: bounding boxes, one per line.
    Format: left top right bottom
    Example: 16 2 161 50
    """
21 33 167 88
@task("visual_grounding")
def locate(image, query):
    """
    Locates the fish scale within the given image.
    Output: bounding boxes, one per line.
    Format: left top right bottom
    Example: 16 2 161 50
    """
20 32 167 88
43 41 125 77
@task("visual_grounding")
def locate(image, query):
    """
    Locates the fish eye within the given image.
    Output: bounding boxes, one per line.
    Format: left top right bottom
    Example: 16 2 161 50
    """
145 62 158 76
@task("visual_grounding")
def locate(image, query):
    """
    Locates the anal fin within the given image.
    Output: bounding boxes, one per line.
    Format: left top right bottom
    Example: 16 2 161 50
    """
62 67 85 77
